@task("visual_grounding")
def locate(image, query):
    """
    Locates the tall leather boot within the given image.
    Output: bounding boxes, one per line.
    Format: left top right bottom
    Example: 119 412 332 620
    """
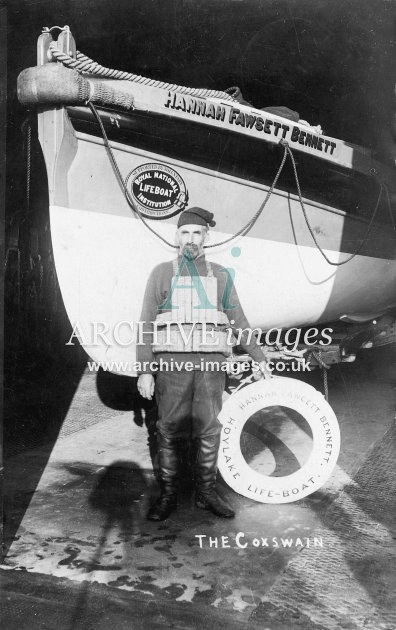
145 405 160 483
147 435 178 521
177 437 195 493
195 435 235 518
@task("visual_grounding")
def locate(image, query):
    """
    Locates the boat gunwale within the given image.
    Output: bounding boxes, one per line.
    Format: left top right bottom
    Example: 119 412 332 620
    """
64 105 396 234
69 127 395 241
64 101 396 189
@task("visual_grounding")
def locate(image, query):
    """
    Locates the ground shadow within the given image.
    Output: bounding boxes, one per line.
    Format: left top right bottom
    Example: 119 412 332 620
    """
3 113 88 559
3 341 87 559
96 369 160 477
241 406 313 476
54 460 148 630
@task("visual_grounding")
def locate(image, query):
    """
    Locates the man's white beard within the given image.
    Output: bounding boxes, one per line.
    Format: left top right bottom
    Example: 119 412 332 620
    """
181 243 201 259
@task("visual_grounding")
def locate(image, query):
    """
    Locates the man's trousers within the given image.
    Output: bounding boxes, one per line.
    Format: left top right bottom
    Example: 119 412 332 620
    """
155 369 226 440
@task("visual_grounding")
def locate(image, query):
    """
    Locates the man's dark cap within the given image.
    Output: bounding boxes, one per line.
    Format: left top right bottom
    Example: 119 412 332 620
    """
177 207 216 228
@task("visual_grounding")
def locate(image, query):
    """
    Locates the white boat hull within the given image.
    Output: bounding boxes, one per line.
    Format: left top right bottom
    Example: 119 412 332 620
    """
49 129 396 373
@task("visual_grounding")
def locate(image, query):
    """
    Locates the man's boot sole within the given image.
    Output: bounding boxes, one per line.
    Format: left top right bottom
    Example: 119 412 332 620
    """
195 498 235 518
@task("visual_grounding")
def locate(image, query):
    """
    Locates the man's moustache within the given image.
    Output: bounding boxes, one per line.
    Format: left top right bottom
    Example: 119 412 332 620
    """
182 244 199 258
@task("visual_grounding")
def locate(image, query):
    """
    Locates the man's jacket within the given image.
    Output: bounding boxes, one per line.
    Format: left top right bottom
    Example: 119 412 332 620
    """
137 254 266 374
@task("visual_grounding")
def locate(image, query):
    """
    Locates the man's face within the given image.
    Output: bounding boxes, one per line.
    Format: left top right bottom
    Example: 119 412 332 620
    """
177 224 207 259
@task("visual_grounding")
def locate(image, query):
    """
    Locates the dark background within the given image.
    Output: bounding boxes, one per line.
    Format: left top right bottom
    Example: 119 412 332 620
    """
6 0 396 155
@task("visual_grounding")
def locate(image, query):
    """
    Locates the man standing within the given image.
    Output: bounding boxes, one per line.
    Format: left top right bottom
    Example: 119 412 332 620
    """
137 207 270 521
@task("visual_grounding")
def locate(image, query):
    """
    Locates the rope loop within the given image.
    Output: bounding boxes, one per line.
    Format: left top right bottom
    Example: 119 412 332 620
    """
88 104 386 263
88 102 288 249
285 142 384 265
88 102 177 248
205 140 289 248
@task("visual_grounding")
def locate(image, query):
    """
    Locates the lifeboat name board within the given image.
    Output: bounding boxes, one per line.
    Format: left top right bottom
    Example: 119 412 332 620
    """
164 91 337 156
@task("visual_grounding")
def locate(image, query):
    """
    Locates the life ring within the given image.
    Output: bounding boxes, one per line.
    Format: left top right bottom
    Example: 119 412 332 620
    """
218 377 340 504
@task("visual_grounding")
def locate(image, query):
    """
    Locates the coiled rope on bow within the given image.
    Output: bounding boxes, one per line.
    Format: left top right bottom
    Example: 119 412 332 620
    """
49 41 237 102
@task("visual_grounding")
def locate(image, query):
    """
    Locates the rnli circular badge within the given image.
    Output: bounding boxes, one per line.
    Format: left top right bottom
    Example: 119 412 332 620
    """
126 163 188 220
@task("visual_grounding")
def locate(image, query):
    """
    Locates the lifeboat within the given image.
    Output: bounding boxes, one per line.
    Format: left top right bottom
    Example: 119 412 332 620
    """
17 26 396 373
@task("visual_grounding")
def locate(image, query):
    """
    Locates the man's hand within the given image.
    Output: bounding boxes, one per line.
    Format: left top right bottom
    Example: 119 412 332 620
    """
137 374 155 399
253 360 273 380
